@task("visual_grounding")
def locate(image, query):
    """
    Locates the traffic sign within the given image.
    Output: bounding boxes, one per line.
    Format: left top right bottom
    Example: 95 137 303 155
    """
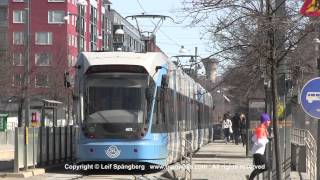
300 77 320 119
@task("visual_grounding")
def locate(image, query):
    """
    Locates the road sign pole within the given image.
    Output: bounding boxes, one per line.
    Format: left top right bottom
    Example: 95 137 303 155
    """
300 77 320 179
317 44 320 180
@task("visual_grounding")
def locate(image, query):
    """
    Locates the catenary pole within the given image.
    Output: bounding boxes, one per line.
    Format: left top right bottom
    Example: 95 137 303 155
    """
266 0 283 179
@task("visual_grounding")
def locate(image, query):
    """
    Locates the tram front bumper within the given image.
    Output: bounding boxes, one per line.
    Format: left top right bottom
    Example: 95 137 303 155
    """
76 140 167 163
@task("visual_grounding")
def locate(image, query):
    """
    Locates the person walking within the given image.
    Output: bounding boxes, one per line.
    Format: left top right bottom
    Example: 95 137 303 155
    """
222 113 232 144
248 113 271 180
240 113 247 147
232 113 241 145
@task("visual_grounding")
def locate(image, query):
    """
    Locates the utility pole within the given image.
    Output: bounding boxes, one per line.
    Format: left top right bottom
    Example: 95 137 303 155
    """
266 0 283 180
23 0 30 128
23 0 30 171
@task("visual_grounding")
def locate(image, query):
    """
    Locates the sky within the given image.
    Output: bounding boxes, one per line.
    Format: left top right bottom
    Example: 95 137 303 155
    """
110 0 212 63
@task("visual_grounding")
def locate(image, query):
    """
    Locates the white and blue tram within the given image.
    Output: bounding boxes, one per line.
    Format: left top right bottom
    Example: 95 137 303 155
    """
74 52 214 166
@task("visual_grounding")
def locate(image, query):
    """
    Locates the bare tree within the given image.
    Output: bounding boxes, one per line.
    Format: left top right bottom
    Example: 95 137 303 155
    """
181 0 314 179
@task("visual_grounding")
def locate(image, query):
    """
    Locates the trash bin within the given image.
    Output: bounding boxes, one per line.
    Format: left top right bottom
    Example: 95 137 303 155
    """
0 114 8 132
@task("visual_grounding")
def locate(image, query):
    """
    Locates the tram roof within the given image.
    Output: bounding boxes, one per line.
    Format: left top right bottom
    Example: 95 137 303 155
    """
77 52 168 76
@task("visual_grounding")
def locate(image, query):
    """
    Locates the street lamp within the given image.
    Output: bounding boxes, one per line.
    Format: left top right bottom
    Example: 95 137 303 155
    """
97 35 103 50
113 24 124 51
77 0 88 6
115 28 124 35
179 45 189 54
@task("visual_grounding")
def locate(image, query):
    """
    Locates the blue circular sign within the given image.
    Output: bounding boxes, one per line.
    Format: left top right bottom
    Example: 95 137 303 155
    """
300 77 320 119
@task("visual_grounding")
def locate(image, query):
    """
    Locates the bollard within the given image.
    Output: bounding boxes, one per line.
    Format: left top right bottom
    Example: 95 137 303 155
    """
65 126 68 162
39 127 42 165
46 127 49 165
13 127 19 173
70 127 73 161
53 127 56 163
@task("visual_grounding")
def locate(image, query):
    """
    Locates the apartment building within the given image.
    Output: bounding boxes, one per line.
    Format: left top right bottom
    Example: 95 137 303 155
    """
7 0 111 97
110 9 144 52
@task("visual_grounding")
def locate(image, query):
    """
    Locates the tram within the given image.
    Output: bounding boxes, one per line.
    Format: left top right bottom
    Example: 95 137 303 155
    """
73 52 214 166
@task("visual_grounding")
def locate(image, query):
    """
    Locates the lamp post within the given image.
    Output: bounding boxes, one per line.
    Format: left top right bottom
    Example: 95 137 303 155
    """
97 35 103 50
113 25 124 51
22 0 31 171
314 29 320 180
176 46 201 77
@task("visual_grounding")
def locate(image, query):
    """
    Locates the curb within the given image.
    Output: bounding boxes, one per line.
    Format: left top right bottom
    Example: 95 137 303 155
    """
0 168 45 178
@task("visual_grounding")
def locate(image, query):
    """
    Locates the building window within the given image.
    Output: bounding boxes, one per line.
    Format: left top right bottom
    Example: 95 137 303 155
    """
13 74 23 87
90 6 97 51
48 10 65 23
35 32 52 45
68 54 75 67
0 8 7 26
13 53 23 66
13 10 25 23
0 31 7 50
35 74 49 87
13 32 24 45
35 53 52 66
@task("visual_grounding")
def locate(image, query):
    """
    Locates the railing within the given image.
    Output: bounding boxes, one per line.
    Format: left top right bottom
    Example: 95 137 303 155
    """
291 128 305 146
178 121 192 180
180 135 192 180
13 126 78 173
291 128 317 180
305 130 317 180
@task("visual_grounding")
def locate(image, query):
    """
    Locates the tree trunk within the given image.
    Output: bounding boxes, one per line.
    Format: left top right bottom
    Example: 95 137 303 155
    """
267 0 282 179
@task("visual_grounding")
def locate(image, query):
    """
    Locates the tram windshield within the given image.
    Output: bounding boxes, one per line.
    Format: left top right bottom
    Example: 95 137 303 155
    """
83 73 150 139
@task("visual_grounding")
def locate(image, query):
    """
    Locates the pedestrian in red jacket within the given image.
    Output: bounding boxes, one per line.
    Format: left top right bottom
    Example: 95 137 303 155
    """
248 113 271 180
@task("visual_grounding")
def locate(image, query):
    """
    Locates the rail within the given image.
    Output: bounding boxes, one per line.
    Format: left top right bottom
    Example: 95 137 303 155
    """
180 135 192 180
305 130 317 180
291 128 305 146
291 128 317 180
178 121 192 180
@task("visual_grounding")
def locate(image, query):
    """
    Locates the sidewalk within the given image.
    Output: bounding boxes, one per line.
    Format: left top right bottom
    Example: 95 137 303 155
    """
0 144 14 161
0 144 14 172
164 140 310 180
166 140 253 180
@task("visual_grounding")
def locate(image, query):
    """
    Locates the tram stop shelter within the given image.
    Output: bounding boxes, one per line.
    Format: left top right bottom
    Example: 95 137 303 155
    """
30 99 62 127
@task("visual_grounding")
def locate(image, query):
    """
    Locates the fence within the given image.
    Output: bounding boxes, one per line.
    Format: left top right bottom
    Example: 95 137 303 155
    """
14 126 78 172
0 130 15 145
305 130 317 180
290 128 317 180
180 133 192 180
291 128 305 146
